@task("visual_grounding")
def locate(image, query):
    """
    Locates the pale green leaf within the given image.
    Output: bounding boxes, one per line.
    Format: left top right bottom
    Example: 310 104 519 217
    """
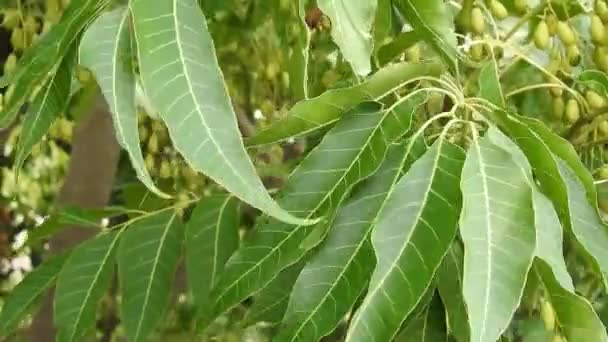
0 253 69 338
436 243 469 342
54 231 122 342
209 101 417 323
288 0 311 101
318 0 377 76
478 61 505 108
276 142 427 342
374 0 394 49
79 7 167 198
0 0 111 126
117 211 184 342
459 134 536 342
246 62 442 146
131 0 310 226
346 137 465 342
394 295 447 342
185 195 239 308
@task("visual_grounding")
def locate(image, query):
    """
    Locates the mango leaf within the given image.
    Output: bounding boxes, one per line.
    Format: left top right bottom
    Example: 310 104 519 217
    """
209 101 418 323
79 7 167 198
288 0 311 101
436 243 469 342
246 62 442 146
377 31 419 65
117 211 184 342
0 252 70 338
346 136 465 342
577 69 608 96
393 0 461 69
318 0 377 76
394 295 447 342
54 231 122 342
479 61 505 108
459 134 536 342
131 0 310 226
374 0 395 49
14 45 75 172
276 141 427 342
0 0 111 126
185 195 239 309
535 260 608 341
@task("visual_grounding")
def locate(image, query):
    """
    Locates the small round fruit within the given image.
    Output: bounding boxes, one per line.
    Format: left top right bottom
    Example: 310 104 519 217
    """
160 160 171 179
405 44 420 62
489 0 508 19
587 90 607 109
599 165 608 179
3 53 17 75
148 133 159 153
471 7 485 34
470 43 484 60
1 9 20 30
145 154 155 172
557 21 576 46
591 15 606 44
552 96 565 119
599 120 608 135
546 14 558 34
514 0 528 13
23 16 39 34
565 99 580 123
567 45 581 65
597 1 608 22
541 299 556 331
10 28 25 51
534 21 550 50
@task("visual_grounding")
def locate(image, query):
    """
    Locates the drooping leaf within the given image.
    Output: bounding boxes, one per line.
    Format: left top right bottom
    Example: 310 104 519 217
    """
374 0 395 49
478 61 505 108
288 0 311 101
131 0 310 226
246 62 442 146
54 231 122 342
436 243 469 342
209 101 418 324
318 0 377 76
79 7 167 198
0 0 111 126
276 141 427 342
346 136 465 342
393 0 461 69
459 134 536 342
185 195 239 309
117 211 184 342
0 252 70 338
394 294 448 342
15 45 75 172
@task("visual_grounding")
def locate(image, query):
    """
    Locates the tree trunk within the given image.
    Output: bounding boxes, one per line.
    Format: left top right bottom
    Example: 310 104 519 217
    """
28 94 120 342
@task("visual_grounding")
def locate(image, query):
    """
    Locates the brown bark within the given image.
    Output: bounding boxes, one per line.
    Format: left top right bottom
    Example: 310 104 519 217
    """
28 94 121 342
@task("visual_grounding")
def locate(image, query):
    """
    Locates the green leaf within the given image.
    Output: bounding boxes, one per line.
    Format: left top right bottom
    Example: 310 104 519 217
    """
131 0 310 226
478 61 505 108
246 62 442 146
346 136 465 342
577 69 608 97
276 142 427 342
209 101 416 323
318 0 377 76
394 294 447 342
393 0 461 69
436 243 469 342
0 252 70 337
54 231 122 342
374 0 395 49
185 195 239 308
535 260 608 342
288 0 311 101
14 45 75 172
377 31 419 65
459 133 536 342
79 7 167 199
117 211 184 342
0 0 111 126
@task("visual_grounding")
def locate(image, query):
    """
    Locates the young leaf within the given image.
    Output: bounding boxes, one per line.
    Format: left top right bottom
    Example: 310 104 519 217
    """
318 0 377 76
276 142 427 342
459 134 536 342
394 294 448 342
346 136 465 342
0 252 70 337
436 243 469 342
54 230 122 342
185 195 239 308
14 45 75 172
246 62 442 146
0 0 111 126
117 211 184 342
79 7 167 198
131 0 310 226
209 101 416 323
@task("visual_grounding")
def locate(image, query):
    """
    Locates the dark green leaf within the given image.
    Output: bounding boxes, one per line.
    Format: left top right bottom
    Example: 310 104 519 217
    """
436 243 469 342
377 31 419 65
394 294 447 342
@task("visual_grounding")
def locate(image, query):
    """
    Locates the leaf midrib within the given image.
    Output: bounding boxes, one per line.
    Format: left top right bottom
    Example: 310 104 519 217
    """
210 197 232 286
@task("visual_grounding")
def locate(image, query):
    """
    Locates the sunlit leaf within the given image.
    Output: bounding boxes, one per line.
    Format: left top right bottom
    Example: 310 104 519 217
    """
346 136 465 342
436 243 469 342
131 0 311 225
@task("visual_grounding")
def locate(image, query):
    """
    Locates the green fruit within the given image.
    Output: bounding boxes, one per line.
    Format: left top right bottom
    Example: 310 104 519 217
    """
10 28 25 51
2 9 20 30
160 160 171 179
587 90 607 109
552 96 565 119
426 93 444 114
145 154 155 173
405 44 420 62
471 7 485 34
534 21 550 50
565 99 580 123
591 15 606 44
148 133 159 153
489 0 508 19
566 44 581 65
470 43 484 60
3 53 17 75
599 120 608 135
597 0 608 22
514 0 528 13
23 15 39 34
557 21 576 46
599 165 608 179
541 299 556 331
546 14 558 34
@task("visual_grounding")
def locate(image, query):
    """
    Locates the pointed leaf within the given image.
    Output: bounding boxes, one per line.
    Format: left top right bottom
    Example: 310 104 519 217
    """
395 294 448 342
277 142 427 342
246 62 442 146
117 212 184 342
131 0 310 225
79 7 167 198
436 243 469 342
478 61 505 108
54 231 122 342
210 101 417 322
377 31 419 65
460 134 536 342
288 0 311 100
318 0 377 76
185 195 239 308
346 137 465 342
0 0 111 126
0 253 70 337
